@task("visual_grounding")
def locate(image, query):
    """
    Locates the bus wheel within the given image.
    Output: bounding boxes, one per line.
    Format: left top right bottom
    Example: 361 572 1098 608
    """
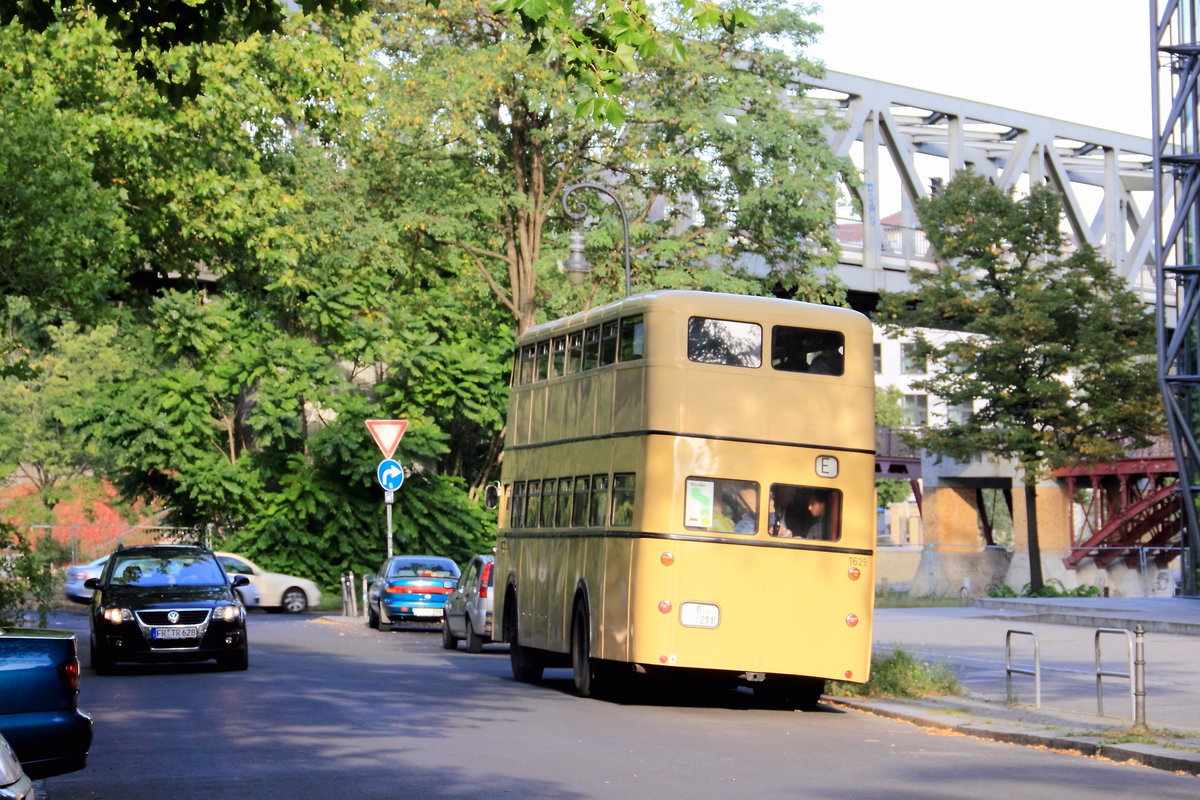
508 597 544 683
755 677 825 711
571 603 597 698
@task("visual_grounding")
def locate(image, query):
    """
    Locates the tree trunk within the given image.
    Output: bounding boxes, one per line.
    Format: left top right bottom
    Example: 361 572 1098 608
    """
1024 481 1044 593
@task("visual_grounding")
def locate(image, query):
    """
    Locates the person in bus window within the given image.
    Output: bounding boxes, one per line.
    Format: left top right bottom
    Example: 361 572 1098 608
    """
802 492 829 539
768 485 802 537
732 486 757 533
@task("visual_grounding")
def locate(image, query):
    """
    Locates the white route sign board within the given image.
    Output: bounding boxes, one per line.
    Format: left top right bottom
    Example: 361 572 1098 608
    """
365 419 409 460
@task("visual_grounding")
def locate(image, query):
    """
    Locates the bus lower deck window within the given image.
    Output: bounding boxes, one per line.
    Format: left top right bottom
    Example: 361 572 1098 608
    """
685 477 759 534
768 484 841 541
611 473 636 527
589 474 610 527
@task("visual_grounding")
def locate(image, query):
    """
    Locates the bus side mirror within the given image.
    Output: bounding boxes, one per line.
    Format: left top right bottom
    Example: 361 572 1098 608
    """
484 482 500 510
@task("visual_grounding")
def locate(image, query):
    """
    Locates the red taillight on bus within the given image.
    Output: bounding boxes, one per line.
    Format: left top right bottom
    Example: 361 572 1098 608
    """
658 600 672 614
847 566 861 581
845 613 859 627
480 562 492 599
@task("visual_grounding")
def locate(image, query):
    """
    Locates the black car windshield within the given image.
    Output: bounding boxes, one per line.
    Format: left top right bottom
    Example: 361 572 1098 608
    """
108 554 225 587
388 559 459 579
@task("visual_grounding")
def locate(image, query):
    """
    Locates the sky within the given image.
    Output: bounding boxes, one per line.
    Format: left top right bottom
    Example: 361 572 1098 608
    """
806 1 1153 138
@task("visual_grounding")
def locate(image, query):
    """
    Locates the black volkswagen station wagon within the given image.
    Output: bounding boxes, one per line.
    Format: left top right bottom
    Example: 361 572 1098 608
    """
85 544 250 673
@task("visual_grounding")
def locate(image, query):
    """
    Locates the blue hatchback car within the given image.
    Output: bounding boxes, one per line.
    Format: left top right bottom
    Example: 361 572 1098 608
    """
367 556 460 629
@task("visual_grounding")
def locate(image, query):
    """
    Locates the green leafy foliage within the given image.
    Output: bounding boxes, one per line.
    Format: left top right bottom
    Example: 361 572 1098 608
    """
877 172 1164 590
827 648 960 698
0 524 62 626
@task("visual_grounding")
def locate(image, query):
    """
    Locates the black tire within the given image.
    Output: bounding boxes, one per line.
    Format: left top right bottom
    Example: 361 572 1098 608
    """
465 619 484 654
280 588 308 614
507 595 543 683
571 602 597 698
367 604 380 630
755 677 825 711
441 617 458 650
90 639 114 676
218 645 249 671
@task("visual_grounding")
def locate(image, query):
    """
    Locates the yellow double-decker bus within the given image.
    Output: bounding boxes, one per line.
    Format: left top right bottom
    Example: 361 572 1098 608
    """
493 290 875 708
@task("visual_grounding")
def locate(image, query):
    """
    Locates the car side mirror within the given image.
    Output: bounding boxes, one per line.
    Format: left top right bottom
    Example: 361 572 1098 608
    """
84 578 100 590
231 575 250 588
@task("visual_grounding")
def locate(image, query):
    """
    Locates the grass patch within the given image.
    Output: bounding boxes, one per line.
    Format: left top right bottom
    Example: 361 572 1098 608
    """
874 588 968 608
827 648 961 698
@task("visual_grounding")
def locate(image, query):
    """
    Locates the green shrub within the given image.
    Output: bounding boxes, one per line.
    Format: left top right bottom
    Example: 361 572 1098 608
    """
987 578 1100 598
827 648 960 698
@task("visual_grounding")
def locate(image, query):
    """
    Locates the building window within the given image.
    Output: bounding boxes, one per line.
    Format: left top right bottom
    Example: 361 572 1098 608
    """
901 342 926 374
947 401 973 425
903 394 928 426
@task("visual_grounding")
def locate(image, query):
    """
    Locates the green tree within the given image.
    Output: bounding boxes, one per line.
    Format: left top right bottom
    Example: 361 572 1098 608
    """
877 172 1162 592
363 0 848 334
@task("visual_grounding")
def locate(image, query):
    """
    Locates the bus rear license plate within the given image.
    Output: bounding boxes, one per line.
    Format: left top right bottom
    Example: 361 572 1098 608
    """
680 602 719 628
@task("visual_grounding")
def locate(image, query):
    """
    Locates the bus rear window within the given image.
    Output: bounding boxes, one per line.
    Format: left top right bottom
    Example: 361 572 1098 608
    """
684 477 759 534
767 484 841 541
688 317 762 368
772 327 844 376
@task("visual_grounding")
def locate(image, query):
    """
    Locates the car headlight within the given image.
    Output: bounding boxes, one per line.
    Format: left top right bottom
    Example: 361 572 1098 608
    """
102 607 133 624
213 604 243 622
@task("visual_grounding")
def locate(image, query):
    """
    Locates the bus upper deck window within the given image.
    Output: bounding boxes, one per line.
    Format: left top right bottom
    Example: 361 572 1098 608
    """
536 340 551 381
518 345 536 385
772 326 844 376
619 315 645 362
583 326 601 371
600 321 619 366
688 317 762 368
611 473 636 527
551 336 567 378
568 331 584 374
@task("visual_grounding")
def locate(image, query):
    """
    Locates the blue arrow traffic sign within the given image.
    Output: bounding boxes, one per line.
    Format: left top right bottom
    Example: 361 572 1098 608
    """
377 459 405 491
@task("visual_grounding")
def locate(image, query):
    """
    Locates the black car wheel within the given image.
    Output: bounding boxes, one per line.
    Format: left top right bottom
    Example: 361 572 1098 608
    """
90 639 114 676
280 588 308 614
441 619 458 650
218 644 249 671
368 603 380 630
465 619 484 654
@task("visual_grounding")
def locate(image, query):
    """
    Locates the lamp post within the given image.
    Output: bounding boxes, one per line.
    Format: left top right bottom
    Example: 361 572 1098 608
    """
561 181 632 297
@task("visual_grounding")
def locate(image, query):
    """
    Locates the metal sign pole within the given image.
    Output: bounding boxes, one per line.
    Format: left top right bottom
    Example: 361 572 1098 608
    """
385 490 395 561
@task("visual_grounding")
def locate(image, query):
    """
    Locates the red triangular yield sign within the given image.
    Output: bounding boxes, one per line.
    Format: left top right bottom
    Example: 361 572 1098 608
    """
365 419 408 460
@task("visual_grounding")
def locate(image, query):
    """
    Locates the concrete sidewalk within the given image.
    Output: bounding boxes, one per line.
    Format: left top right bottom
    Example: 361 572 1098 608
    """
837 597 1200 775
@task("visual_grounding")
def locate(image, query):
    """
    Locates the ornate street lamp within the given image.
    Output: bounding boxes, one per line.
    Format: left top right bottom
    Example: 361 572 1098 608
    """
561 181 632 297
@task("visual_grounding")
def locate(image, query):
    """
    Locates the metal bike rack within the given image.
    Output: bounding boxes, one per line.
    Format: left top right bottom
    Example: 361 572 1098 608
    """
1095 626 1147 728
1005 629 1041 708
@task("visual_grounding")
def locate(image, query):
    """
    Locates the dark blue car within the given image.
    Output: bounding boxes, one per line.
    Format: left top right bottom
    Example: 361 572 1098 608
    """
0 627 93 779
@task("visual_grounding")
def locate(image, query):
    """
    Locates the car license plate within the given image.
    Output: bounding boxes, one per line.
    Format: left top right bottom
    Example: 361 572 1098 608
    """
413 607 442 618
679 602 720 629
152 626 198 639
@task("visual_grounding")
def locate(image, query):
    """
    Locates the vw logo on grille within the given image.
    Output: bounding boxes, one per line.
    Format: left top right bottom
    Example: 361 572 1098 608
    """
167 611 180 624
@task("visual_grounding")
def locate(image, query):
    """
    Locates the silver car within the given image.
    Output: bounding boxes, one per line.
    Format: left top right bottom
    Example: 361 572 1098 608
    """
441 554 495 653
0 734 33 800
63 555 109 604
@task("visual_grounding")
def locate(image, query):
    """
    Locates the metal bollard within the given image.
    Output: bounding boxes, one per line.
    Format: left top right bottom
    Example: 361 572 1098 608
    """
1134 624 1148 732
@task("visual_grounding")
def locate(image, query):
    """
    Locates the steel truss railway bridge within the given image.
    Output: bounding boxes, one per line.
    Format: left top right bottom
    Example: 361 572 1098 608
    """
815 2 1200 593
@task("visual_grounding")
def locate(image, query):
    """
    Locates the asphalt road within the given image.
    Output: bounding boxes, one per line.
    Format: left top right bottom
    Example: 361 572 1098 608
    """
39 609 1200 799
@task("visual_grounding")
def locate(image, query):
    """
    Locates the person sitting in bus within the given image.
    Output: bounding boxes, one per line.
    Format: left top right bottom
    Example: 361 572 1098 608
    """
768 485 802 537
732 486 757 533
802 492 829 539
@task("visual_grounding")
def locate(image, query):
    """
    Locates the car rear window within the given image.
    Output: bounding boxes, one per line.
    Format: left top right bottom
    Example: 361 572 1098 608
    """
388 559 459 579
